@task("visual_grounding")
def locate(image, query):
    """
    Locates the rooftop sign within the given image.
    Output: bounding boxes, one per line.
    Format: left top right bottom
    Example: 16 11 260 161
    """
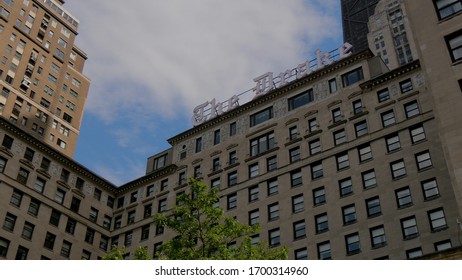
192 42 353 126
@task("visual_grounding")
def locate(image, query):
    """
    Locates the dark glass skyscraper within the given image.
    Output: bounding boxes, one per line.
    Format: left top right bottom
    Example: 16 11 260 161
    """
341 0 380 53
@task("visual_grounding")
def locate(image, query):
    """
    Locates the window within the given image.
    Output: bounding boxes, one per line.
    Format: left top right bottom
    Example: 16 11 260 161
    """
107 196 114 208
229 122 237 136
124 231 133 246
160 179 168 192
10 189 23 207
249 210 259 226
313 187 326 206
342 204 357 225
288 89 313 111
89 207 98 222
401 216 419 239
34 177 46 193
309 138 321 155
268 203 279 221
293 220 306 239
0 237 10 257
250 107 273 127
395 187 413 208
193 165 201 178
227 193 237 210
381 110 396 127
385 134 401 152
345 233 361 255
399 78 414 93
15 246 28 260
354 120 368 137
178 171 186 185
195 137 202 153
227 171 238 186
28 199 40 216
339 178 353 197
315 213 329 234
366 197 381 217
362 169 377 188
40 157 51 171
267 178 278 195
266 155 277 171
61 240 72 258
211 178 220 190
153 154 167 170
141 225 150 241
289 126 298 141
317 241 331 259
24 147 35 161
143 204 152 219
85 228 95 244
49 209 61 226
336 153 350 171
292 195 304 213
17 167 29 184
60 168 70 183
331 108 342 123
390 160 407 179
212 158 220 172
416 150 432 170
70 197 81 213
130 191 138 203
435 240 452 252
329 78 337 93
229 150 237 165
377 88 390 103
405 99 421 118
428 208 447 231
333 129 347 145
44 232 56 250
93 188 102 201
100 235 109 251
406 247 423 259
410 125 426 143
352 99 363 115
158 198 167 213
370 226 386 248
445 30 462 63
268 228 280 247
358 144 372 162
248 163 259 178
75 177 84 191
248 186 259 202
250 132 275 156
146 185 155 197
289 146 301 163
22 222 35 240
434 0 462 20
103 215 112 229
422 178 440 200
294 248 308 260
65 218 77 235
308 118 319 133
341 67 363 87
213 129 220 145
311 161 323 180
1 134 14 149
3 212 17 231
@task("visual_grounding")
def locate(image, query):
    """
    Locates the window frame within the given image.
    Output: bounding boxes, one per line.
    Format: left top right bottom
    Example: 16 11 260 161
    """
250 106 273 127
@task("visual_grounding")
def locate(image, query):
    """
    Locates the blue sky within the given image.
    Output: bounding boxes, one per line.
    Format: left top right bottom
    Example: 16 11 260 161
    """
65 0 344 185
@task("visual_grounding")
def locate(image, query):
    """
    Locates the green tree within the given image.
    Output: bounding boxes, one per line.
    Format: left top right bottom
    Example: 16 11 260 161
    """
102 245 151 260
153 178 287 260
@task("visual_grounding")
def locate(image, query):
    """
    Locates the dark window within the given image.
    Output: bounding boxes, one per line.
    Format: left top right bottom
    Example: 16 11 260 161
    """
0 237 10 257
345 233 361 255
404 101 420 118
401 216 419 239
154 154 167 170
49 209 61 226
446 29 462 63
416 150 432 170
248 186 259 202
293 220 306 239
289 146 301 163
44 232 56 250
17 167 29 184
267 178 278 195
1 134 14 149
329 78 337 93
147 184 155 196
22 222 35 240
268 228 280 247
311 161 324 179
422 178 440 200
250 132 275 156
353 99 363 115
315 213 328 234
342 204 357 225
313 187 326 206
386 134 401 152
3 212 16 231
294 248 308 260
288 89 314 111
212 158 220 172
130 191 138 203
229 150 237 165
15 246 28 260
354 120 368 137
70 197 81 213
399 78 413 93
308 118 319 133
434 0 462 20
358 144 372 162
141 225 150 241
428 208 447 231
377 88 390 103
24 147 35 162
381 110 396 127
410 124 426 143
248 163 259 178
370 226 386 248
292 195 304 213
128 210 136 224
10 189 23 207
317 241 331 259
60 240 72 258
309 138 321 155
65 218 77 235
250 107 273 127
228 171 237 186
268 203 279 221
336 152 349 171
332 108 342 123
229 122 237 136
266 155 277 171
341 67 363 87
291 169 302 187
195 137 202 153
214 129 220 145
28 199 40 216
390 159 407 179
289 126 298 141
333 129 347 145
396 187 413 208
339 178 353 197
249 210 259 226
85 227 95 244
366 197 382 217
227 193 237 210
93 188 102 201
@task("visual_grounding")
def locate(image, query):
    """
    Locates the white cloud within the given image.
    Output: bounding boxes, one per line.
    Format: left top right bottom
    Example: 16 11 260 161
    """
67 0 341 124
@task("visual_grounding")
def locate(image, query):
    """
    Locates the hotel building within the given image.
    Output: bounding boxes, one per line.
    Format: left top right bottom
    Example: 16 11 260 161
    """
1 0 462 260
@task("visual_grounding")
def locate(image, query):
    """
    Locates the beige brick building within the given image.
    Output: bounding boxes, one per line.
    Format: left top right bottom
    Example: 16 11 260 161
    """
1 0 462 260
0 0 90 157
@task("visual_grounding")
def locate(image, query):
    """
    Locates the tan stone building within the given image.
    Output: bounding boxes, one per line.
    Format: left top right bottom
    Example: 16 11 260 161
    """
0 0 90 157
1 0 462 260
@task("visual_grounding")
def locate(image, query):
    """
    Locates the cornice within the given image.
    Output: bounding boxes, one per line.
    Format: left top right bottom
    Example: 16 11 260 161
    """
360 60 421 91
